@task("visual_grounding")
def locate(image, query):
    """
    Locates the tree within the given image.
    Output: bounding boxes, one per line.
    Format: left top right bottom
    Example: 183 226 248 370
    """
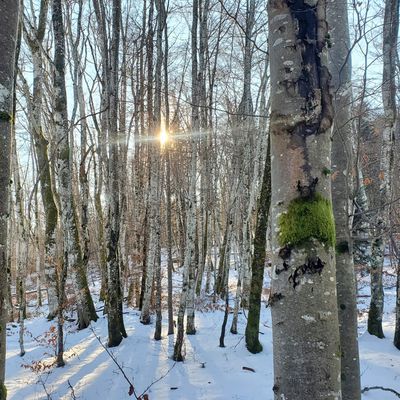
22 0 59 321
105 0 127 347
245 140 270 353
368 0 399 340
230 0 256 334
173 0 199 361
140 0 159 326
268 1 341 398
52 0 97 366
0 1 20 397
328 1 361 397
380 0 399 345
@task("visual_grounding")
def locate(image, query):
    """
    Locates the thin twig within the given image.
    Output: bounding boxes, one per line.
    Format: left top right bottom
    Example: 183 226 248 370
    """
138 362 177 398
89 326 139 399
233 335 245 349
37 373 53 400
67 379 77 400
361 386 400 398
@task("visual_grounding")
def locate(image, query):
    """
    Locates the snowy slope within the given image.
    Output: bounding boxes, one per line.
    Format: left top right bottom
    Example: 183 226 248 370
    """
4 266 400 400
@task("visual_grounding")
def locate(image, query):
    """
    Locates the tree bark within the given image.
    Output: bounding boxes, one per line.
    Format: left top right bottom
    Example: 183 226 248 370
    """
23 0 59 321
106 0 127 347
52 0 97 338
173 0 199 359
140 0 159 326
0 1 20 396
268 1 341 398
369 0 399 340
245 140 271 354
327 1 361 397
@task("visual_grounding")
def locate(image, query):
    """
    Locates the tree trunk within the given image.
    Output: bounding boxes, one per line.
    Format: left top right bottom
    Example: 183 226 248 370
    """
268 1 341 398
52 0 97 337
13 139 27 357
106 0 127 347
245 140 271 354
369 0 398 340
23 0 59 321
152 0 166 342
0 1 20 396
327 1 361 397
140 0 160 326
173 0 199 359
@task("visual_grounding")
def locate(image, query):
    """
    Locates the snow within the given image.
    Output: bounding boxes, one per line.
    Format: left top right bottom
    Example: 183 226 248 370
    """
4 263 400 399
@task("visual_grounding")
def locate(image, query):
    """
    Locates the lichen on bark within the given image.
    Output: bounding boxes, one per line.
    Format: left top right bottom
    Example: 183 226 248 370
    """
278 193 335 248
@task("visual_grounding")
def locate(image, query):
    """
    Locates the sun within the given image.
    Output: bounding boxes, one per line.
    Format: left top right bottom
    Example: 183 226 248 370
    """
159 127 168 146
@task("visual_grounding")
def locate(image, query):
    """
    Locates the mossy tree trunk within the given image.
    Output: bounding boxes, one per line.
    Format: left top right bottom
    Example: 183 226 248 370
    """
245 140 271 354
268 1 341 399
327 1 361 398
0 1 20 396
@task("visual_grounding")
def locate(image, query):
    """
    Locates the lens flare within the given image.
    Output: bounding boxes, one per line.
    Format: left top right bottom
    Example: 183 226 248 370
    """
159 127 168 146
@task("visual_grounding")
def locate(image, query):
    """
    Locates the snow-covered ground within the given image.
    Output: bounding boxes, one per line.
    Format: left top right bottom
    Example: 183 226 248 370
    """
5 263 400 400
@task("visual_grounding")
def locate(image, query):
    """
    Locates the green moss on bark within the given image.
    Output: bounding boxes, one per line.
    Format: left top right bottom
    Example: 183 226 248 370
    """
278 193 335 248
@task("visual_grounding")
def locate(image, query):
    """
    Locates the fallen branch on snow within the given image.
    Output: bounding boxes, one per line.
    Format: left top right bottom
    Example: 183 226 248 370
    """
90 326 139 399
362 386 400 398
90 326 176 399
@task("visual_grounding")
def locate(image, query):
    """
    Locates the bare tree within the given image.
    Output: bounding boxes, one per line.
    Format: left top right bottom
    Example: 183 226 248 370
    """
368 0 399 340
52 0 98 366
22 0 60 321
106 0 127 346
0 1 20 396
173 0 200 361
328 1 361 397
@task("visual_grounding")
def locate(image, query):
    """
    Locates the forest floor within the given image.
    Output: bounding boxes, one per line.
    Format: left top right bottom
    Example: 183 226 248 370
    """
4 259 400 400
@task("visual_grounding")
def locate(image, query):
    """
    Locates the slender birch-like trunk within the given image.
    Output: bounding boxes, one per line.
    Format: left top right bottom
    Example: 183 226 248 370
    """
368 0 398 340
23 0 59 320
173 0 199 360
0 2 20 396
185 0 201 336
13 140 27 357
153 0 166 340
52 0 97 339
140 0 159 325
106 0 127 347
328 2 361 397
